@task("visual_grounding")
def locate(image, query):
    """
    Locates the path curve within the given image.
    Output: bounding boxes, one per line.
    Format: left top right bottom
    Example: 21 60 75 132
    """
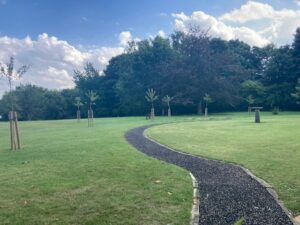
125 125 295 225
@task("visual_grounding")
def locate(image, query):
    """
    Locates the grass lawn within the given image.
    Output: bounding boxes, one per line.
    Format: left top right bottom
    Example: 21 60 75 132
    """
0 116 201 225
147 112 300 216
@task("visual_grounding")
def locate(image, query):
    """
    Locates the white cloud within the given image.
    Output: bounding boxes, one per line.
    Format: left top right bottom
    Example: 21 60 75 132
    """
296 0 300 6
219 1 274 23
173 11 270 47
219 1 300 45
119 31 132 46
0 33 124 96
172 1 300 47
157 30 167 38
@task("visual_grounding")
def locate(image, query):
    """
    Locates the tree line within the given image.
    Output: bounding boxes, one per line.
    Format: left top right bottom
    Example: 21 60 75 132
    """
1 27 300 120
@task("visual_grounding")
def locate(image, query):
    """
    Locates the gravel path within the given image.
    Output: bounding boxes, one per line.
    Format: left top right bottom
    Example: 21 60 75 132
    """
125 125 294 225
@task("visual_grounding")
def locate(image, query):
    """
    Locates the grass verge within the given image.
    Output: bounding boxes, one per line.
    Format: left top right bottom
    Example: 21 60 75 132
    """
0 116 198 225
147 112 300 215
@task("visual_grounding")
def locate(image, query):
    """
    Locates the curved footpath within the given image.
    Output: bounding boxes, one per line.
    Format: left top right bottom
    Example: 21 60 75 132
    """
125 125 295 225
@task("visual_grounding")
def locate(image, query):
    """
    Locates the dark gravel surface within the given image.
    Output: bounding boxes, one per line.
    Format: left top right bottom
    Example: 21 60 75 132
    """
125 125 294 225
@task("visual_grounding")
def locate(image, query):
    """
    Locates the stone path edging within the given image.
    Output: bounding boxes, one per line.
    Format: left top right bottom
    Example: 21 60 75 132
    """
190 172 200 225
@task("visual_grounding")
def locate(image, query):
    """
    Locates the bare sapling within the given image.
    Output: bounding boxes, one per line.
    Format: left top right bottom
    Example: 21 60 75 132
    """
0 56 29 150
162 95 173 117
86 90 98 127
203 93 212 118
74 97 83 122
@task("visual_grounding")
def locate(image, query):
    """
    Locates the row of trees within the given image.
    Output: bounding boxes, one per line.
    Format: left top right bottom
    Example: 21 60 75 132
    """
145 88 213 119
0 85 100 121
1 27 300 120
73 28 300 117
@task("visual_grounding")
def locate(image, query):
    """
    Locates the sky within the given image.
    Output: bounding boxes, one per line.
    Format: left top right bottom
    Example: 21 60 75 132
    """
0 0 300 96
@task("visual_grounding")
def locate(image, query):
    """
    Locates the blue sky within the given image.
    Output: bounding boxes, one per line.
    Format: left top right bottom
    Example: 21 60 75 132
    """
0 0 298 47
0 0 300 95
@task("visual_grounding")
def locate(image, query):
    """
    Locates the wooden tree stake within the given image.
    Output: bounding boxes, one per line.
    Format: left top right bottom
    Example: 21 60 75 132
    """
14 112 21 149
9 111 21 150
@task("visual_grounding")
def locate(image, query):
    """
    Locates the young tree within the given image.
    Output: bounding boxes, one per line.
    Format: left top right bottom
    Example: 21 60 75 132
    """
162 95 173 117
86 90 98 127
0 57 29 150
74 97 83 122
145 88 158 119
203 93 212 117
245 95 255 114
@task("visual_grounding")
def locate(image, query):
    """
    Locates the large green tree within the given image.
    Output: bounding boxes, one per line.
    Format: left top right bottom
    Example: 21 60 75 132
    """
2 28 300 120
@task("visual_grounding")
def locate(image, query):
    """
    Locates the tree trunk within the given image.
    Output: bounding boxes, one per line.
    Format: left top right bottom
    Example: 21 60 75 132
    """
88 109 93 127
9 111 21 150
14 111 21 149
77 110 81 122
248 106 251 114
9 111 15 150
150 107 155 119
168 107 171 117
205 107 208 118
162 108 165 116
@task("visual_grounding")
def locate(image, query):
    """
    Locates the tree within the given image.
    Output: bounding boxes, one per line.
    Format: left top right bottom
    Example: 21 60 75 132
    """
86 90 98 127
162 95 173 117
292 28 300 79
241 80 265 104
261 46 295 112
0 57 29 110
292 78 300 105
0 56 29 150
145 88 158 119
245 95 255 114
203 93 212 117
0 86 77 121
74 62 102 91
74 97 83 122
241 80 263 114
14 84 46 120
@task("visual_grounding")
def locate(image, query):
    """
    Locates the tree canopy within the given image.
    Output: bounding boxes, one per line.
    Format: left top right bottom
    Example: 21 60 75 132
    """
1 28 300 120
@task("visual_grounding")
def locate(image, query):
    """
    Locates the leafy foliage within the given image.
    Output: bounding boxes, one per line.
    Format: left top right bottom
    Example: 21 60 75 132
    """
0 56 29 110
86 90 99 110
1 28 300 120
145 88 158 104
162 95 173 108
234 218 246 225
292 79 300 104
245 95 255 106
203 93 212 107
74 97 84 109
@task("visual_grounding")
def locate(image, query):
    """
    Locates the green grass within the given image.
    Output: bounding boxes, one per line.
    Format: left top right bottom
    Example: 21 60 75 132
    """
147 112 300 216
0 116 202 225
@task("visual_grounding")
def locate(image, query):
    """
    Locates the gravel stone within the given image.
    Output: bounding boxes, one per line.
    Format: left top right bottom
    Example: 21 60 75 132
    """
125 125 294 225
